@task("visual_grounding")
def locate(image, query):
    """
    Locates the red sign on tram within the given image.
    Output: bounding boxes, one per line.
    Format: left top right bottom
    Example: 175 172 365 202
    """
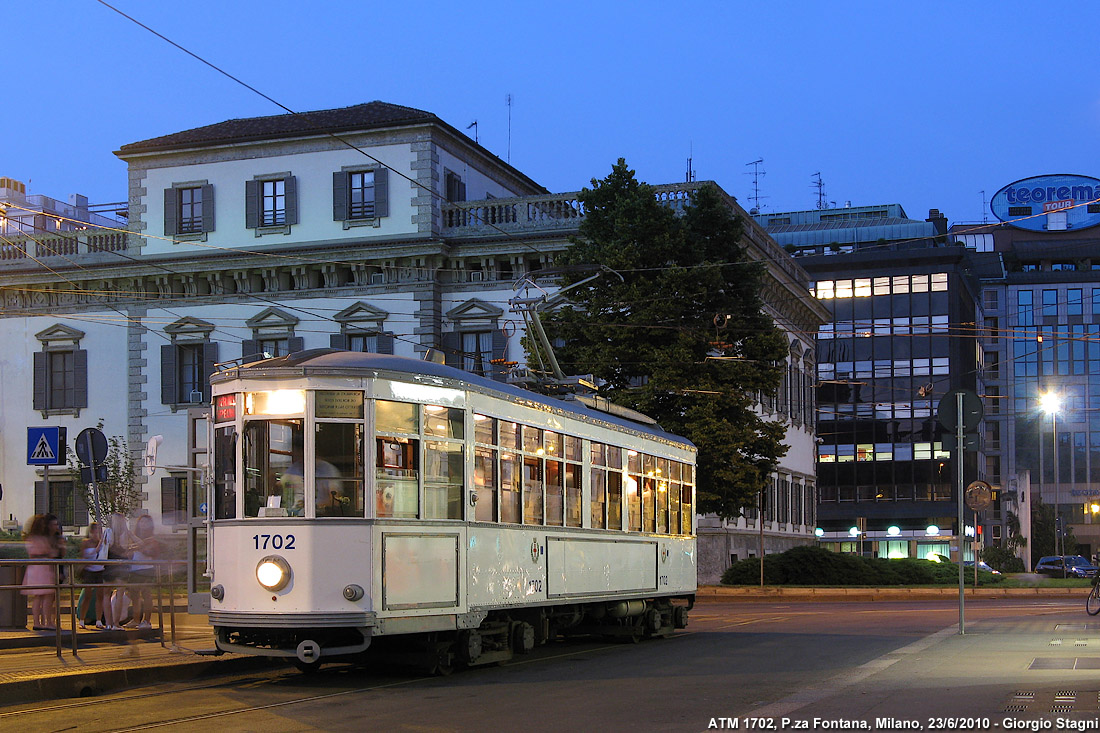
215 394 236 422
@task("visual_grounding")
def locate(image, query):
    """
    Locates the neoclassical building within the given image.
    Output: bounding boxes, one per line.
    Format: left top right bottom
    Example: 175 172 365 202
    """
0 101 824 584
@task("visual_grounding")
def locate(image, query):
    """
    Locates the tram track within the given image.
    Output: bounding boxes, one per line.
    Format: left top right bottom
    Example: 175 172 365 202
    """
0 631 699 731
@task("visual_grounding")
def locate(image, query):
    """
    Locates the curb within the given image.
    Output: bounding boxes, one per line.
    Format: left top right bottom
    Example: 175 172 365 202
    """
1 655 282 707
694 585 1090 601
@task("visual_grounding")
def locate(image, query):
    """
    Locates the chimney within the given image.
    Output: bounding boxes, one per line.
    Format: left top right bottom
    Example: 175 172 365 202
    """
926 208 948 235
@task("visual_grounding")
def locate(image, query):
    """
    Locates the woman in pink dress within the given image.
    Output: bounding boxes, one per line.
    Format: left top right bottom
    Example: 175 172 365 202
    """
21 514 59 630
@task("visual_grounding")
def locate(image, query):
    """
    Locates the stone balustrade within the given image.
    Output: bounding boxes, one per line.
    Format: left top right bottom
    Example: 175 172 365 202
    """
0 231 128 263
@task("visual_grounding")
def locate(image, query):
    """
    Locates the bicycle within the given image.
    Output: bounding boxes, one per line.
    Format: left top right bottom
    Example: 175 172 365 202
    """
1087 574 1100 616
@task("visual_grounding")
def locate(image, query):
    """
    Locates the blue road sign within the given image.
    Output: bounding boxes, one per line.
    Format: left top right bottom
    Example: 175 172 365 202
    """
27 427 66 466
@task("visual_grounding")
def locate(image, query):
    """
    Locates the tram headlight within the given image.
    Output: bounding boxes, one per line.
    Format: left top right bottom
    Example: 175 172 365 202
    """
256 555 292 592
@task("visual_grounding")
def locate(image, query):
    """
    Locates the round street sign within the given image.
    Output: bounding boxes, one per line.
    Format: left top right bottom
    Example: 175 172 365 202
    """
965 480 994 511
937 389 984 432
75 427 109 467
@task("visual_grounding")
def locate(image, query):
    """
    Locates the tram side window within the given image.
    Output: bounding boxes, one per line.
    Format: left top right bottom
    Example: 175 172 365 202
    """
473 446 498 521
591 465 606 529
213 426 237 519
424 439 463 519
565 463 581 527
626 450 642 531
669 461 683 535
376 437 418 517
656 457 670 534
243 419 303 518
315 423 363 517
606 446 623 531
499 420 519 450
500 451 521 523
545 457 563 526
681 464 694 535
523 454 544 524
642 454 657 532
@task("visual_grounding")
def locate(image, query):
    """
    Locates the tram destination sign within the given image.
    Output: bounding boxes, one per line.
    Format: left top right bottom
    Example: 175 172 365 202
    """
990 174 1100 232
316 390 364 419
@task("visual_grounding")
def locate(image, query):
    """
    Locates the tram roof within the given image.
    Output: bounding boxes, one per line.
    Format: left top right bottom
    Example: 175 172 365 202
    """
213 349 694 449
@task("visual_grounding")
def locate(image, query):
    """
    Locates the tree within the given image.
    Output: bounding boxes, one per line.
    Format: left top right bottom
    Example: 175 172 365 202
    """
67 423 140 521
1030 496 1078 565
540 160 788 518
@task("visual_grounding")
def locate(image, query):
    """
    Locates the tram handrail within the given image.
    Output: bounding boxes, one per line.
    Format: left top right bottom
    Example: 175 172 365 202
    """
0 556 184 658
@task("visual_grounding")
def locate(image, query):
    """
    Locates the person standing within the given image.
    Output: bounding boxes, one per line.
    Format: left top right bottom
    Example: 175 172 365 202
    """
76 523 106 629
126 515 160 629
21 514 57 630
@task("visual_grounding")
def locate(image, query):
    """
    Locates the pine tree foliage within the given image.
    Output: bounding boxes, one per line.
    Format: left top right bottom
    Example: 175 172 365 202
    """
541 160 789 517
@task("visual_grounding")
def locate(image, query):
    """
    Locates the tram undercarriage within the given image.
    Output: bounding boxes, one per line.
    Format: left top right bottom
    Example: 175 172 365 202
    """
214 595 694 674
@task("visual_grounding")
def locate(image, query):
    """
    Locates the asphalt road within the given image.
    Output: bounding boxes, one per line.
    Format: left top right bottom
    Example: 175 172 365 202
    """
2 597 1097 732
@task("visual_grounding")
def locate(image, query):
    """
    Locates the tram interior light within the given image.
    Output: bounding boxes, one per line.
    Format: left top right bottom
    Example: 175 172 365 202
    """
926 525 940 536
246 390 306 415
1092 504 1100 514
887 525 901 536
814 528 824 537
849 526 860 537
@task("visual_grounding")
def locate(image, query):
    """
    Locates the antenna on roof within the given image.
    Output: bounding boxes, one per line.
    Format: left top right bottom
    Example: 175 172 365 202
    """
744 158 766 213
811 172 828 210
686 143 696 183
505 93 513 163
980 190 988 223
466 120 478 144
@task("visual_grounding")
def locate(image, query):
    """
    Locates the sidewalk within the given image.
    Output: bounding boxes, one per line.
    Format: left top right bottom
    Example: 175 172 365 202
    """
0 612 273 706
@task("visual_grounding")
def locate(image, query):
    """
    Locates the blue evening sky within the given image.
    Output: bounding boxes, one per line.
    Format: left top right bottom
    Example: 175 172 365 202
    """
8 1 1099 225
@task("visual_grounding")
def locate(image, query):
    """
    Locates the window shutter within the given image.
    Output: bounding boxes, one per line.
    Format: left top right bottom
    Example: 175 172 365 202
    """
74 489 89 526
244 180 260 229
329 333 348 350
163 188 178 236
161 477 178 522
33 351 47 410
288 336 305 353
201 183 215 233
491 328 508 381
241 339 260 363
201 340 220 402
34 481 48 515
441 331 461 369
377 332 395 355
284 176 299 225
332 172 348 221
374 168 389 218
161 344 178 405
73 349 89 408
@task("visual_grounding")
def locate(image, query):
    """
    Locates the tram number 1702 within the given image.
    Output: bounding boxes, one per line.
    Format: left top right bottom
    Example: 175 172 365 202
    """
252 534 296 550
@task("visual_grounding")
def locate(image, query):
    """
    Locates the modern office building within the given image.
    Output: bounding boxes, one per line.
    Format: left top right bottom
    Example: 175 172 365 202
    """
953 174 1100 563
758 205 998 561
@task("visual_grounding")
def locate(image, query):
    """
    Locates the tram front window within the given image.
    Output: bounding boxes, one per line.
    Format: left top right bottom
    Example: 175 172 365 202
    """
243 419 304 517
316 423 364 517
213 426 237 519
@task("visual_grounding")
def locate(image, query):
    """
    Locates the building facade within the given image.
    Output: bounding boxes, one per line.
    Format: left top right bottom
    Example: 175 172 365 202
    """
0 101 822 587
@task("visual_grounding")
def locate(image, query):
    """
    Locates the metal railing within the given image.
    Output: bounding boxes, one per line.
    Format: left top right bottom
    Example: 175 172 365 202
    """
0 557 182 659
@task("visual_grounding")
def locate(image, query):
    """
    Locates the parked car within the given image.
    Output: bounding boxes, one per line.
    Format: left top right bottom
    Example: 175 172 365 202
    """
962 560 1001 575
1035 555 1099 578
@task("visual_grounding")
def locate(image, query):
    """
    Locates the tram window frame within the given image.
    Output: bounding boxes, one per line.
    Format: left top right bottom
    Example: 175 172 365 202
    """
590 464 606 529
626 450 642 532
242 418 304 518
522 454 544 524
315 421 364 518
545 457 563 526
374 400 420 519
213 425 237 520
473 445 498 522
500 450 521 523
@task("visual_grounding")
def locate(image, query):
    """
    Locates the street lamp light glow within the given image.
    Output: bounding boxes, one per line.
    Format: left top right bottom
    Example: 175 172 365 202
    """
1040 391 1061 415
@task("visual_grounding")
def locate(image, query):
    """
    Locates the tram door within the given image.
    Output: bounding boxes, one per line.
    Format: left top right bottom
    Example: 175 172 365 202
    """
186 407 211 613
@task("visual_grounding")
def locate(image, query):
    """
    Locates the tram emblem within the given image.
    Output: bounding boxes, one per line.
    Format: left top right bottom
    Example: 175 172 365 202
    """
531 538 541 562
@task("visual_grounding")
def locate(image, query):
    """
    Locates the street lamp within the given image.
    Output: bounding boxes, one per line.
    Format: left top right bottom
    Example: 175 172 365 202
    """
1040 391 1062 576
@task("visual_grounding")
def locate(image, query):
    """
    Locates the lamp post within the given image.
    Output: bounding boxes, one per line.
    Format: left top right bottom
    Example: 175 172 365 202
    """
1040 391 1062 577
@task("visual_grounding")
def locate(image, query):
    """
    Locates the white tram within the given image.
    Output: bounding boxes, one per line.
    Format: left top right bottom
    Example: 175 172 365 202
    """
206 350 697 671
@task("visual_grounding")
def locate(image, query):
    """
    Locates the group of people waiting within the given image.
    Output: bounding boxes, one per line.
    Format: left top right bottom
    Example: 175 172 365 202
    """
21 512 162 632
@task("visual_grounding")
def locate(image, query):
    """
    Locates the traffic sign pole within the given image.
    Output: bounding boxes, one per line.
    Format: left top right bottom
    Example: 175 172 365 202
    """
956 389 965 635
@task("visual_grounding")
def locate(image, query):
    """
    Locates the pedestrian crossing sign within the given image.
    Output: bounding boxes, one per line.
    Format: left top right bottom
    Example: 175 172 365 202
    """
27 427 66 466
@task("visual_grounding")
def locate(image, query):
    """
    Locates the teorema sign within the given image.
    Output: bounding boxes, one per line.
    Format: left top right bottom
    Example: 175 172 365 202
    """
991 174 1100 232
